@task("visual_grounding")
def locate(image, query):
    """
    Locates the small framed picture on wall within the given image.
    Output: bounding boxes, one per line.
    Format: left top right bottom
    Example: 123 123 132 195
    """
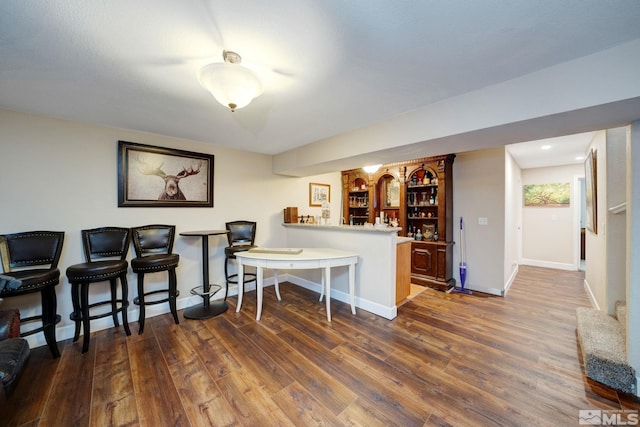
309 183 330 207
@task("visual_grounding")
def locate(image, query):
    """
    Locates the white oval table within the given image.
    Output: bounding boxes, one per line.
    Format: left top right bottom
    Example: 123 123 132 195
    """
234 248 359 321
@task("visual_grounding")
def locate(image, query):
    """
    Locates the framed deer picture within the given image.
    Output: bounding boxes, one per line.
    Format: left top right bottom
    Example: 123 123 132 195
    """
117 141 214 207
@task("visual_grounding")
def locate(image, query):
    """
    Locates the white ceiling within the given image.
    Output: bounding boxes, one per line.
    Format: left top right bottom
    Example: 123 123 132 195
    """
506 131 596 170
1 1 640 170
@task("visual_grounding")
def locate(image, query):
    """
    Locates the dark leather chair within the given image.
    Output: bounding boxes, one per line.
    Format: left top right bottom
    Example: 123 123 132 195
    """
0 309 29 398
66 227 131 353
130 225 179 334
0 231 64 358
224 221 257 299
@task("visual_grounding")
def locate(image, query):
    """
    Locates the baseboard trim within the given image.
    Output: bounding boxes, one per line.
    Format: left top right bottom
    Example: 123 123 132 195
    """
503 264 519 296
283 273 398 320
465 285 504 296
520 258 576 271
24 274 397 350
583 277 600 310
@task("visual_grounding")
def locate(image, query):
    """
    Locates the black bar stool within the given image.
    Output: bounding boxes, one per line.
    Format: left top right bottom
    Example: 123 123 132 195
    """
0 231 64 358
130 224 180 334
66 227 131 353
224 221 257 299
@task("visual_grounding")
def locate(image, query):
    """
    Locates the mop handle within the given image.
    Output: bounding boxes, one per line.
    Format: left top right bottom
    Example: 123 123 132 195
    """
459 217 465 263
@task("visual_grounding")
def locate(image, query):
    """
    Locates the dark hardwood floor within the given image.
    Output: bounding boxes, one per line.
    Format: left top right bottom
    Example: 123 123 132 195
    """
3 265 639 426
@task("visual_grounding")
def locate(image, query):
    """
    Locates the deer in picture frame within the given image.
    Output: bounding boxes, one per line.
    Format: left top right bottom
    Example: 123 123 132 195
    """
136 154 202 200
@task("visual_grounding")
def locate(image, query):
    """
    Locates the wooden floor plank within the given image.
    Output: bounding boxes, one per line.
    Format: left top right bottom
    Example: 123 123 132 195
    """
167 356 240 427
337 397 414 427
271 381 344 426
4 265 639 426
239 321 357 415
90 329 139 427
128 333 189 427
277 327 428 426
182 320 242 381
1 343 61 426
216 370 295 427
152 313 200 367
204 316 294 396
38 338 95 427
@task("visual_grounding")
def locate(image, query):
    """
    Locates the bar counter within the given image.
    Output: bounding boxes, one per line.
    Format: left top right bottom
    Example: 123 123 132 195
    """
282 222 404 319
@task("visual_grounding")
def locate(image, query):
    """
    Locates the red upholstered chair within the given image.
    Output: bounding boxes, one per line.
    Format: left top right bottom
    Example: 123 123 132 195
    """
0 231 64 358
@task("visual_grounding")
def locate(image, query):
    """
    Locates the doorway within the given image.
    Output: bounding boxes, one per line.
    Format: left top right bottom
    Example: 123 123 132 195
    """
577 176 586 271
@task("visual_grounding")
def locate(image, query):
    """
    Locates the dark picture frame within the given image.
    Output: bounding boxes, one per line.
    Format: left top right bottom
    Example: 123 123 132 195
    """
422 224 436 241
584 148 597 233
118 140 214 207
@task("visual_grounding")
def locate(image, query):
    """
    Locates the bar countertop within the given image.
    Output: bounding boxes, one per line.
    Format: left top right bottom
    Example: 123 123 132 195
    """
282 222 402 233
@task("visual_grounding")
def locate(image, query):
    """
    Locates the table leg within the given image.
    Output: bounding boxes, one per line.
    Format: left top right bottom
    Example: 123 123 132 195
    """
183 235 228 320
319 271 325 302
325 266 331 322
349 262 356 315
235 262 244 313
274 269 281 301
202 235 210 309
256 267 264 320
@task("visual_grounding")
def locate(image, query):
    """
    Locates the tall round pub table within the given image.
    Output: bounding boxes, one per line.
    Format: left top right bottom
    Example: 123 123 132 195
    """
180 230 229 319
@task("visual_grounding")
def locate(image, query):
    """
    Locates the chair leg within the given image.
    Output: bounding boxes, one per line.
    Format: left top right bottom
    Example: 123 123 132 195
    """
120 273 131 336
41 286 60 358
224 257 230 300
109 278 119 327
137 273 146 335
168 268 179 325
80 282 91 353
70 282 82 342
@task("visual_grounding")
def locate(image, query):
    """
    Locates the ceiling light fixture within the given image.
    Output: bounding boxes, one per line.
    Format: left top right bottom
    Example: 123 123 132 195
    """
198 50 263 112
363 164 382 174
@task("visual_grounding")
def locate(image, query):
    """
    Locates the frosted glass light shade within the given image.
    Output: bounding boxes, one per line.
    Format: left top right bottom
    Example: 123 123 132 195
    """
362 164 382 173
198 62 263 112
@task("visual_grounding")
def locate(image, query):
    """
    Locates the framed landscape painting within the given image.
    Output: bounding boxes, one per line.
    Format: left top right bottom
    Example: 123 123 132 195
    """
523 183 570 207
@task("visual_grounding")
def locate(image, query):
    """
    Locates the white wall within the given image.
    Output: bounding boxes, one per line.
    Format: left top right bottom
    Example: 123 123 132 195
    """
584 131 608 310
452 147 506 295
627 120 640 389
504 150 522 292
582 128 629 315
0 108 342 348
520 164 583 269
274 39 640 176
606 128 628 314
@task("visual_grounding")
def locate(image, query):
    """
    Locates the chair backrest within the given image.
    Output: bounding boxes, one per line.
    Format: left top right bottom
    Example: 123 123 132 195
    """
131 225 175 257
225 221 256 247
81 227 131 262
0 231 65 272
